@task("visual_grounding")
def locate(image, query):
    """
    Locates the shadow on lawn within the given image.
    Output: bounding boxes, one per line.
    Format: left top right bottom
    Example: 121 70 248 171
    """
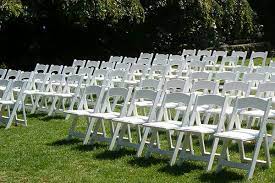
158 162 204 176
128 156 167 167
47 138 82 146
95 149 135 160
198 169 244 182
27 113 65 121
72 143 108 152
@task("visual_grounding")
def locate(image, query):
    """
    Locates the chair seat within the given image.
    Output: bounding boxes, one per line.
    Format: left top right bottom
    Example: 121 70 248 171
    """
65 109 94 116
240 109 275 118
177 124 216 134
215 129 261 141
143 120 182 130
124 80 139 85
52 93 74 98
24 89 40 95
0 86 6 91
88 112 120 120
135 101 153 107
165 75 178 79
112 78 122 83
206 107 233 115
31 91 56 96
176 105 208 112
0 100 15 105
112 116 148 125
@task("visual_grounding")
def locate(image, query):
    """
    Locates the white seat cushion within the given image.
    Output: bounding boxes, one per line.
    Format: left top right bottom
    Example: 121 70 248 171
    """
206 107 233 115
240 109 275 118
65 109 94 116
52 93 74 98
135 101 153 107
0 86 6 91
176 105 208 112
24 89 40 95
112 116 148 125
124 80 139 85
0 100 15 105
88 112 120 120
31 91 56 96
215 129 260 141
177 125 216 134
143 120 182 130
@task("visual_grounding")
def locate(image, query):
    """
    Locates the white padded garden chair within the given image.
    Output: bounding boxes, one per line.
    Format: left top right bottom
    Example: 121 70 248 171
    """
122 57 137 65
212 50 228 61
147 65 169 80
65 85 106 143
218 56 238 72
109 89 161 151
115 63 131 71
85 60 100 75
203 56 218 71
137 92 194 158
170 95 228 168
48 75 83 116
152 53 169 65
256 66 275 78
72 59 86 68
78 67 93 85
125 64 148 86
137 58 152 66
31 74 65 114
213 97 272 179
90 69 109 86
108 69 127 88
139 52 154 62
100 61 115 70
61 66 77 76
86 87 133 145
197 50 212 59
0 80 28 129
109 56 123 63
243 72 268 92
34 63 49 73
166 59 186 79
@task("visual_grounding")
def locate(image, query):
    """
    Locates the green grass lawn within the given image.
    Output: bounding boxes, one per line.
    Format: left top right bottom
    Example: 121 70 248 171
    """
2 58 275 182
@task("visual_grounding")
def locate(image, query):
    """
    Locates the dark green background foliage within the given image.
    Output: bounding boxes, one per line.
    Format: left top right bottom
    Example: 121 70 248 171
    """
0 0 274 70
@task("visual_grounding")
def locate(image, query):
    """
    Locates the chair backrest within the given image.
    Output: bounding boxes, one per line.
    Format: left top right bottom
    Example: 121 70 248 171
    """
189 95 228 128
148 65 169 79
139 79 163 91
219 56 238 71
90 69 109 86
231 51 247 65
185 55 201 62
18 71 34 89
215 72 238 82
228 97 271 130
169 54 183 62
189 71 212 81
127 89 161 119
63 75 83 96
163 79 189 93
249 51 268 67
108 69 127 87
212 50 228 60
139 52 154 61
72 59 86 68
137 58 151 65
197 50 212 58
34 63 49 73
222 81 250 97
101 87 133 117
62 66 77 76
243 73 267 87
152 53 169 65
256 66 275 76
0 79 12 99
100 61 115 69
115 63 131 71
109 56 123 63
158 92 194 126
7 80 28 101
127 64 148 81
85 60 100 69
48 65 63 74
5 69 21 80
30 73 50 91
122 57 137 65
269 60 275 67
78 67 93 77
188 61 206 71
167 59 186 77
233 66 252 74
46 74 65 93
182 49 196 57
191 80 218 94
256 82 275 98
78 85 106 113
0 69 7 79
202 56 218 65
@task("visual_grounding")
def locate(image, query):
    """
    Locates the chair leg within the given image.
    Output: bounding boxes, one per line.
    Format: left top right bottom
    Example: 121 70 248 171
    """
167 130 173 149
137 127 150 157
216 139 230 173
109 123 122 151
83 117 96 145
207 137 219 171
145 129 158 158
127 124 132 143
198 133 206 155
170 132 184 166
247 137 263 179
89 120 101 146
238 141 246 161
263 136 271 168
6 103 19 129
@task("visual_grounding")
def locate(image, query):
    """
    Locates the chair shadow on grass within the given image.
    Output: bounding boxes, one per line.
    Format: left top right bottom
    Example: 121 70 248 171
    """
72 143 108 152
158 161 204 176
128 156 167 168
27 113 65 122
198 169 245 182
47 138 82 146
94 149 136 160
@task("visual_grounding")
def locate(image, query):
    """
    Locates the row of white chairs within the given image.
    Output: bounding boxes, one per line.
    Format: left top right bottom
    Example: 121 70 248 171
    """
64 82 273 179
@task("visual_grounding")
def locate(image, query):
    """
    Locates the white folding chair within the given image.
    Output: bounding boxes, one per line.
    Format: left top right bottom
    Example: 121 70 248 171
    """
170 95 228 168
147 65 169 79
48 75 83 116
166 59 186 79
214 97 272 179
100 61 115 69
249 51 268 67
85 60 100 75
85 87 133 145
243 72 268 92
139 52 154 62
90 69 109 86
231 50 247 66
212 50 228 60
115 63 131 71
0 69 7 79
214 72 239 83
256 66 275 78
0 80 12 99
197 50 212 59
78 67 93 85
0 81 28 129
218 56 238 71
125 64 148 86
65 85 106 142
48 65 63 74
137 92 194 158
203 56 218 71
108 69 127 88
269 60 275 67
109 89 161 151
34 63 49 73
137 58 151 65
